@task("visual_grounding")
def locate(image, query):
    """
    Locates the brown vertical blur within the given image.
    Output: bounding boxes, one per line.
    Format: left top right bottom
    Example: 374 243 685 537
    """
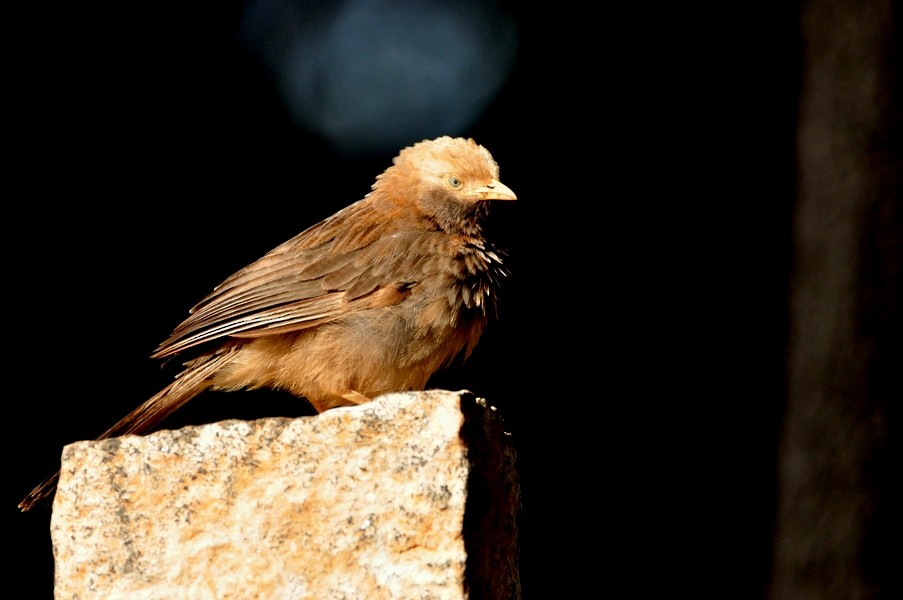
770 1 901 598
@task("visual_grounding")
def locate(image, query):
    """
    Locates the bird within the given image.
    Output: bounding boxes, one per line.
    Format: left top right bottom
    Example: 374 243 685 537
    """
18 136 516 511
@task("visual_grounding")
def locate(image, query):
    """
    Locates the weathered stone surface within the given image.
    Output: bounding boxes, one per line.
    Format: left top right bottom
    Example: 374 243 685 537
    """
51 390 520 599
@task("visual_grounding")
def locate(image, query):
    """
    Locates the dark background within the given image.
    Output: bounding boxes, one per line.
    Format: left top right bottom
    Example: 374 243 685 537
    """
9 2 897 598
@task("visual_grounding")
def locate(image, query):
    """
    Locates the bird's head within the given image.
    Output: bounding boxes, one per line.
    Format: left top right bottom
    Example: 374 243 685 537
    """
373 136 516 233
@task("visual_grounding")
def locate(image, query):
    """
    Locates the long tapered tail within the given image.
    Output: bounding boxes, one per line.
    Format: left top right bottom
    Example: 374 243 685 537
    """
18 348 240 512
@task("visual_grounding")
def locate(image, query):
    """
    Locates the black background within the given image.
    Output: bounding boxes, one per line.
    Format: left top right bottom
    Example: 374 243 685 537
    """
10 2 812 598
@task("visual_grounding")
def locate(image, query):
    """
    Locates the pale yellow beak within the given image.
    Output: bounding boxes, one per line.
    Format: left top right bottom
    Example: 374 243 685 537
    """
469 179 517 202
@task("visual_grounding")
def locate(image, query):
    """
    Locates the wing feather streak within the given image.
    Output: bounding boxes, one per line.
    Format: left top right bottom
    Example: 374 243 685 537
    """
152 210 436 359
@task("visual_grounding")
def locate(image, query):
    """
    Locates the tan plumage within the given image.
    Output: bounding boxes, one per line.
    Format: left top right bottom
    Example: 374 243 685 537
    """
19 136 516 511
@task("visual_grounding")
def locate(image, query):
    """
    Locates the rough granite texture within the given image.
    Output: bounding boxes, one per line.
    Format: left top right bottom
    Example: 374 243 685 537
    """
51 389 520 600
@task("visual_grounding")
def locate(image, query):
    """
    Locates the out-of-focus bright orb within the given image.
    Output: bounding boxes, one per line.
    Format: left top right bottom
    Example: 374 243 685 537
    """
240 0 519 155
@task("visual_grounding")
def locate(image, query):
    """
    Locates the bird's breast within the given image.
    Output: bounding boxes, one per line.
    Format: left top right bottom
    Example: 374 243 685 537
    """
426 240 506 325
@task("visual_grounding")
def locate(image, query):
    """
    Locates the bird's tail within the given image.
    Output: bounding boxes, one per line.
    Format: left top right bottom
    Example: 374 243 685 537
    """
18 347 240 512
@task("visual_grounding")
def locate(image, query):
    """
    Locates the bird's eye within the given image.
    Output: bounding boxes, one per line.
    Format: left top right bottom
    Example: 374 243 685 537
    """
447 176 463 189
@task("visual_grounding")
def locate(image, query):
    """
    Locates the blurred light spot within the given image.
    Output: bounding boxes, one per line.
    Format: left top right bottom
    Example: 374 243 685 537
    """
240 0 519 155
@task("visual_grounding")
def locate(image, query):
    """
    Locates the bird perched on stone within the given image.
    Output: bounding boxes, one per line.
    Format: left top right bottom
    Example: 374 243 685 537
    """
19 136 516 511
